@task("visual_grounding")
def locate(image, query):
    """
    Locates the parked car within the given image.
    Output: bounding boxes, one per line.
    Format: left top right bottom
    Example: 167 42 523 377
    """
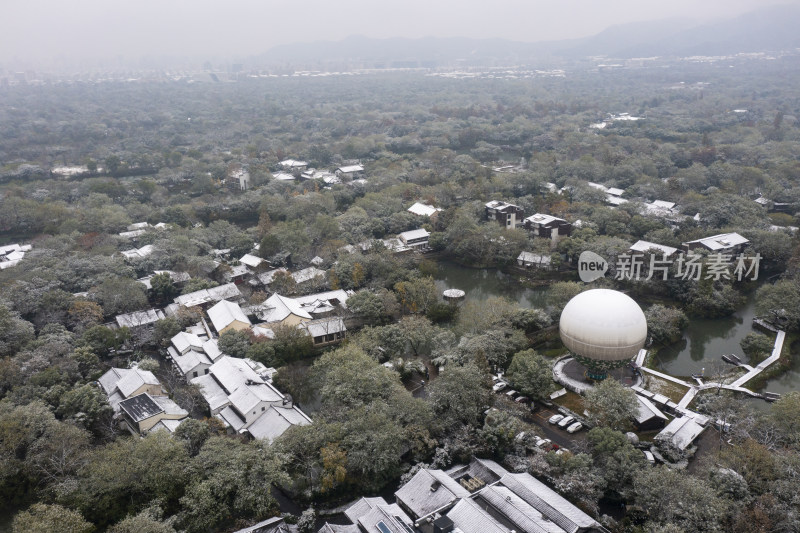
643 450 655 464
515 396 530 404
505 389 519 399
548 414 564 425
492 382 507 392
557 415 575 428
566 422 583 434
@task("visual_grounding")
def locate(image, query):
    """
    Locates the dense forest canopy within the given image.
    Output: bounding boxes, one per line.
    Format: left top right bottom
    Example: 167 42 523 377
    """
2 54 800 533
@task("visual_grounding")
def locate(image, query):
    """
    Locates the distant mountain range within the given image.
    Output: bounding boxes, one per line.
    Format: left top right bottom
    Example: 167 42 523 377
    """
252 4 800 68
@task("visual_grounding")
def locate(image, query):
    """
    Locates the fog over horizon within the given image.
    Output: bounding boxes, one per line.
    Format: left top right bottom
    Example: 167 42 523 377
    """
0 0 794 70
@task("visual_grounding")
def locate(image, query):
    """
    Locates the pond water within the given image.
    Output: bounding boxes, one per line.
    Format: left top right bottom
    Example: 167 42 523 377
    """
653 292 758 377
433 261 550 309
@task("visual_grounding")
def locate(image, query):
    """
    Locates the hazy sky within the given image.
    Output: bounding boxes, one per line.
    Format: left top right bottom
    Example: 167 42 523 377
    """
0 0 793 68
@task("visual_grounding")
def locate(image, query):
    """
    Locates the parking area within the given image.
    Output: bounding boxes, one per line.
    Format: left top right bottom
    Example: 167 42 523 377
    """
493 377 588 451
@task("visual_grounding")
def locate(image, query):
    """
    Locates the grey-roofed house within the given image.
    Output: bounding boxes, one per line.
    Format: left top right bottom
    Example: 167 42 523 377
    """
524 213 572 242
486 200 524 229
395 468 470 521
98 367 165 413
303 317 346 346
494 473 607 533
475 484 566 533
335 164 365 178
398 228 430 250
191 355 311 440
118 393 188 435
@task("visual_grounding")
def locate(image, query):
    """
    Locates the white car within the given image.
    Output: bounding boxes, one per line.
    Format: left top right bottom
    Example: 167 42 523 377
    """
566 422 583 434
548 414 564 425
493 382 507 392
557 415 575 428
536 438 551 448
505 389 519 399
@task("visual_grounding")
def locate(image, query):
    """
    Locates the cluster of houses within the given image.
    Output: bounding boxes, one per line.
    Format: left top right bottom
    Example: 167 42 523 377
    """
98 365 189 435
0 243 32 270
319 457 608 533
226 159 366 189
518 231 750 271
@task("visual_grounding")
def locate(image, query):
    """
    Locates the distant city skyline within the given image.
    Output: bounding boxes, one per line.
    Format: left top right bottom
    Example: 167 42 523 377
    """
0 0 793 69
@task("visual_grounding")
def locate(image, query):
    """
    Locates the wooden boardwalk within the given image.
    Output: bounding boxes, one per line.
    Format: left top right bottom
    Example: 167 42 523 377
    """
730 330 785 388
640 330 784 417
639 367 692 387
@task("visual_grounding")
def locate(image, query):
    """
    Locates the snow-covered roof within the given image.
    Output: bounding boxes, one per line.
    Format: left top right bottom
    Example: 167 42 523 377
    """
99 367 160 398
525 213 565 225
272 171 296 181
395 469 470 519
259 293 313 323
629 240 679 257
656 416 705 450
485 200 520 210
120 244 154 260
291 267 326 284
280 159 307 168
606 187 625 197
337 164 364 173
208 356 265 395
207 300 251 332
239 253 264 268
517 251 551 264
246 405 312 441
254 268 288 286
191 373 230 412
175 283 241 307
408 202 442 217
399 228 430 242
119 229 147 239
634 395 668 424
115 309 165 328
498 472 602 532
171 331 204 354
447 498 507 533
683 232 749 251
202 338 223 361
606 195 629 206
304 317 346 337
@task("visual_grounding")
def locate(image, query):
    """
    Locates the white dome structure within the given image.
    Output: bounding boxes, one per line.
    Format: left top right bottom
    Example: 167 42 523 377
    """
559 289 647 378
